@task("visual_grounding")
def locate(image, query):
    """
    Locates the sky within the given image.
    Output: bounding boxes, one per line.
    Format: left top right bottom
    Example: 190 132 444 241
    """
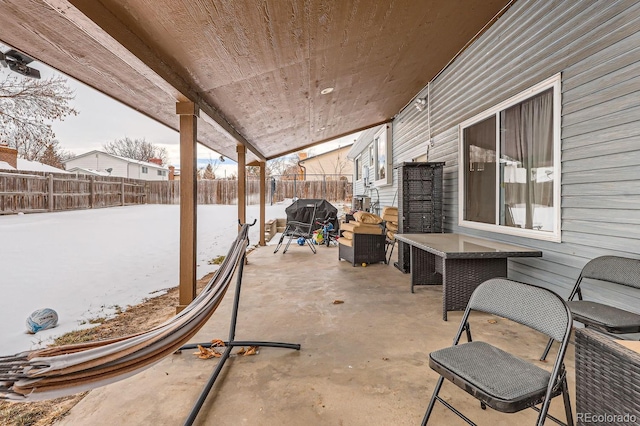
1 42 359 173
0 203 296 355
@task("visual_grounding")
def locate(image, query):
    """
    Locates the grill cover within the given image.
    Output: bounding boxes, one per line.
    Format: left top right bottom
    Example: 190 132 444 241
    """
285 199 339 231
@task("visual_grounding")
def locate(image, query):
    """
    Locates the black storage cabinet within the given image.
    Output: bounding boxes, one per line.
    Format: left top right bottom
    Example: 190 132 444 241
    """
395 162 444 273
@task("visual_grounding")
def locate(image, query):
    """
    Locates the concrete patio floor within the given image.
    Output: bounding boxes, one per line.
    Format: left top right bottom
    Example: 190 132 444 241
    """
56 242 575 426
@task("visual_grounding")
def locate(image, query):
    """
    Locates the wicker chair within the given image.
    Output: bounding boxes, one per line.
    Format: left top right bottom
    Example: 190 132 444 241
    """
540 255 640 361
422 278 574 426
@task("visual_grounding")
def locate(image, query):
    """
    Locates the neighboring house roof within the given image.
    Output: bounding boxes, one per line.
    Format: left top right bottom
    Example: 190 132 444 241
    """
17 159 69 174
0 161 16 170
299 144 354 164
64 150 168 170
66 167 111 176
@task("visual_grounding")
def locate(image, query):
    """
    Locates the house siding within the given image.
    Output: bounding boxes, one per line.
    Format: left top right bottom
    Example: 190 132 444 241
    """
353 0 640 312
65 152 168 181
428 0 640 311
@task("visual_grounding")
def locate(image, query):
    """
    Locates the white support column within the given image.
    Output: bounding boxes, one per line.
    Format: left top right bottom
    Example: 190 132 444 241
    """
176 101 199 313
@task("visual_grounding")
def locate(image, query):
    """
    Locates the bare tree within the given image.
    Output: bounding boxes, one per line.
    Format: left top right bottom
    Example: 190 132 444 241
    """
39 139 74 169
103 137 168 165
201 162 216 179
247 154 299 178
0 72 78 160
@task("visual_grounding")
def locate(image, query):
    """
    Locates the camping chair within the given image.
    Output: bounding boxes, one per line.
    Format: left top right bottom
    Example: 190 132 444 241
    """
422 278 573 426
273 202 318 254
540 255 640 361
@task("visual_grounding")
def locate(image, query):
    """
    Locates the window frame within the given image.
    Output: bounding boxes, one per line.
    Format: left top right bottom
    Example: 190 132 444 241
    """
373 124 392 187
355 155 362 181
457 74 562 242
141 166 148 174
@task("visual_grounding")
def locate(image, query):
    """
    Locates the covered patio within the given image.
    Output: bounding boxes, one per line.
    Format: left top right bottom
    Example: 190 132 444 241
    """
55 246 575 425
0 0 514 310
3 0 640 424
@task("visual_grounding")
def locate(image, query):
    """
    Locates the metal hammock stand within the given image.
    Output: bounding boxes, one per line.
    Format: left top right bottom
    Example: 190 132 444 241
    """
177 220 301 426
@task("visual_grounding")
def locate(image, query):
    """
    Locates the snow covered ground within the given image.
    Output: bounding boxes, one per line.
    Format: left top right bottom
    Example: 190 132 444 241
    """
0 202 292 355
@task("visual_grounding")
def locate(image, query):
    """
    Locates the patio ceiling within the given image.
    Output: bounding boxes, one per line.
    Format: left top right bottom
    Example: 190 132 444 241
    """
0 0 512 163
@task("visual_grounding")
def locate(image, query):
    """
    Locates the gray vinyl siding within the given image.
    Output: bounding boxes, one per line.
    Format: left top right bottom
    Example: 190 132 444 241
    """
350 125 397 210
389 0 640 313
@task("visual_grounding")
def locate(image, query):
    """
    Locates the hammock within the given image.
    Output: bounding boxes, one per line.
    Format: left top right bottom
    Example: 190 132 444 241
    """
0 224 251 402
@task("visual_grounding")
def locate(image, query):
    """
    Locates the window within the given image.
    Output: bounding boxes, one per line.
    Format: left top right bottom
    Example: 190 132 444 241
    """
141 166 148 174
372 124 392 186
157 170 164 176
355 155 362 181
458 75 561 241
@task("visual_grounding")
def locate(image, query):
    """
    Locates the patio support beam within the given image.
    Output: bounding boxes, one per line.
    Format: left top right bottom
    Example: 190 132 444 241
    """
176 101 199 313
259 161 266 246
237 145 246 229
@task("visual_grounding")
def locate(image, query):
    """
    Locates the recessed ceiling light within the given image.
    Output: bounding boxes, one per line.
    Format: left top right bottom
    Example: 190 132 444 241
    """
320 87 334 95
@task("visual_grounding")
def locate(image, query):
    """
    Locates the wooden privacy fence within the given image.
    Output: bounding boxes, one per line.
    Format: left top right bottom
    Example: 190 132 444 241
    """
0 171 353 214
0 171 146 214
146 177 353 205
270 177 353 204
146 180 262 205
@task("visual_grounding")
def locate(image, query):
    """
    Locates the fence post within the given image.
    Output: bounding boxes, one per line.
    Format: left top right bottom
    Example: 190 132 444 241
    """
121 178 125 206
323 175 327 200
48 174 54 211
90 176 95 209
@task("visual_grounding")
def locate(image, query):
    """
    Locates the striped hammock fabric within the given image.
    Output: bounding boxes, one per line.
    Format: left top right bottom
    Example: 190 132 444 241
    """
0 224 250 401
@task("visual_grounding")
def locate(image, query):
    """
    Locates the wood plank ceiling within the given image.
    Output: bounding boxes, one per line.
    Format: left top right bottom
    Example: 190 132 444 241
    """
0 0 512 162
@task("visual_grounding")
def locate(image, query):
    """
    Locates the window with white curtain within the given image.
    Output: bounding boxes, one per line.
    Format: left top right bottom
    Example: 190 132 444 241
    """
458 74 561 241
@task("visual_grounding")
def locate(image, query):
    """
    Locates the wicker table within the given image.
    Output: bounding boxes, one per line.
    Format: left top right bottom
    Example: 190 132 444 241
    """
575 328 640 425
394 233 542 320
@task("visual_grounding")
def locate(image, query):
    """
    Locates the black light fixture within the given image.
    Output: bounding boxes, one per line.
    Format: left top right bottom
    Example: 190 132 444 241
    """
0 49 41 79
219 155 225 162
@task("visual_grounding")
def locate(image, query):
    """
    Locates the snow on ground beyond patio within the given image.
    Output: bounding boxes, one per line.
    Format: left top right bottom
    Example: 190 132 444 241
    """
0 202 294 355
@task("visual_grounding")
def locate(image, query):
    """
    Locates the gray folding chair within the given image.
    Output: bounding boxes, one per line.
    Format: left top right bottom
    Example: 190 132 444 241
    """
540 255 640 361
422 278 573 426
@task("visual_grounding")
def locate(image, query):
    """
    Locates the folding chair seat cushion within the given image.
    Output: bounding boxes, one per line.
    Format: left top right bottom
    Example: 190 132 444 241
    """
429 341 558 413
567 300 640 333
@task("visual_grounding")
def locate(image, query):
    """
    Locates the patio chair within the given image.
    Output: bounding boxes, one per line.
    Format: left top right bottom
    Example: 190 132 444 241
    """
540 255 640 361
273 202 318 254
422 278 573 426
384 224 396 265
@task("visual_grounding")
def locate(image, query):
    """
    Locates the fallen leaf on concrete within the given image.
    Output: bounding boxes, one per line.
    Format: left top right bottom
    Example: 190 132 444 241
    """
333 300 344 304
194 344 222 359
238 346 259 356
382 357 389 361
210 339 226 347
488 319 498 324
